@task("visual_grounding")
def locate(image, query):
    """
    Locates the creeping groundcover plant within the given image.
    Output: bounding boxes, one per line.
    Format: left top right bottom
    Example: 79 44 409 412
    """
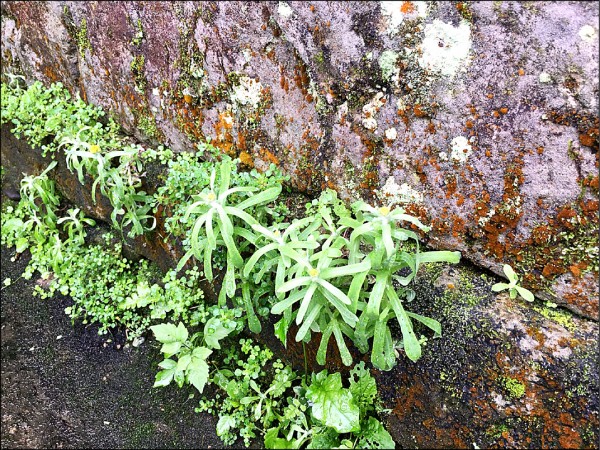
1 77 466 448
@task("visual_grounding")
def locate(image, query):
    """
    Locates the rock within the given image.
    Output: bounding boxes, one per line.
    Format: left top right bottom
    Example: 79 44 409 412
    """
1 2 598 446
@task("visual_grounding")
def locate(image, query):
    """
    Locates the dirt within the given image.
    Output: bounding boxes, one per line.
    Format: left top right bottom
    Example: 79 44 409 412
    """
0 244 240 449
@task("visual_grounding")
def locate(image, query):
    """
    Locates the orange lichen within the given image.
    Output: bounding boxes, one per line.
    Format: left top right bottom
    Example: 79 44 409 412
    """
238 151 254 167
400 1 416 14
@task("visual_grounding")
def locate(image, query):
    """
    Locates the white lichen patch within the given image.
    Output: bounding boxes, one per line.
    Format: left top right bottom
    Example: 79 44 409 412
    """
242 48 252 63
418 19 472 78
449 136 472 163
578 25 597 43
230 76 263 112
378 176 423 205
381 1 428 34
384 127 397 141
362 92 385 131
278 1 293 18
378 50 400 83
538 72 552 83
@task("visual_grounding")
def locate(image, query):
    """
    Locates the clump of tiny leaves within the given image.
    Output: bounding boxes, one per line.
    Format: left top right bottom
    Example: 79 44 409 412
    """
182 330 394 449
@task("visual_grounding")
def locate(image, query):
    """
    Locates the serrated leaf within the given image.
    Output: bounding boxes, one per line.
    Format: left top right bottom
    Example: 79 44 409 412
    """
160 341 182 356
264 427 298 449
153 367 175 387
274 315 290 348
187 349 211 393
216 415 236 436
204 317 233 350
150 322 188 344
177 353 192 371
306 371 360 433
357 416 395 449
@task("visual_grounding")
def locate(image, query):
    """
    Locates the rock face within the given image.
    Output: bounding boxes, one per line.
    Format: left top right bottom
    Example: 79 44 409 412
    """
1 1 598 317
1 2 599 447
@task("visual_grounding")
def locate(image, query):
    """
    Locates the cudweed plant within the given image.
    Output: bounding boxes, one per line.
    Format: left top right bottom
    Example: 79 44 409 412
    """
492 264 534 302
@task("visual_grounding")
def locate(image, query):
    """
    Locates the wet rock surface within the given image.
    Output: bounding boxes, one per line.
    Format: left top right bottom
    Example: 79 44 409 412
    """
0 245 229 449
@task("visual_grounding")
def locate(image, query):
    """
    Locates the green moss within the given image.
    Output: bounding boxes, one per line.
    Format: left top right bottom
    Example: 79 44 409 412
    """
314 51 325 67
378 50 399 82
499 376 525 399
131 18 144 46
531 304 576 331
130 55 147 93
126 422 156 447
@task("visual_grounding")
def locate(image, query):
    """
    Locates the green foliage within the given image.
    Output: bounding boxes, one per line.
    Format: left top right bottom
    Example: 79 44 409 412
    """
249 190 460 370
1 77 116 157
1 76 470 450
1 77 160 237
306 371 360 433
151 320 240 394
491 264 535 302
196 339 295 447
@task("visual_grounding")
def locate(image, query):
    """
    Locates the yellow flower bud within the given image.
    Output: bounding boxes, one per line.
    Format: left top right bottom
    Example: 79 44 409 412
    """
206 192 216 201
90 144 100 154
379 206 390 216
309 268 319 277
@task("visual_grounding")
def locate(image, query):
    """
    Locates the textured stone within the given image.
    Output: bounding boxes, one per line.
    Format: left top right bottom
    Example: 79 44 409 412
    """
1 1 598 316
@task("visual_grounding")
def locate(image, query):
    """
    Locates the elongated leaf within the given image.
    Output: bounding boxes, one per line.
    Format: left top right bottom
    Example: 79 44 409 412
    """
221 207 256 228
277 276 312 294
386 286 421 362
271 288 307 315
332 321 353 366
243 243 277 277
296 283 319 325
320 287 358 327
316 278 352 305
320 260 371 280
366 271 388 317
235 185 282 211
216 208 243 268
295 303 322 342
224 253 236 298
204 242 214 282
406 312 441 337
417 250 461 265
317 322 335 365
242 281 262 333
372 318 392 371
348 269 368 313
381 220 395 259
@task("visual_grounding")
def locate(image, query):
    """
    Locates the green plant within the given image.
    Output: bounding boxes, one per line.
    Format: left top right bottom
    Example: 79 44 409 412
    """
57 208 96 245
176 158 281 296
151 317 240 393
1 77 118 157
491 264 534 302
248 190 461 370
